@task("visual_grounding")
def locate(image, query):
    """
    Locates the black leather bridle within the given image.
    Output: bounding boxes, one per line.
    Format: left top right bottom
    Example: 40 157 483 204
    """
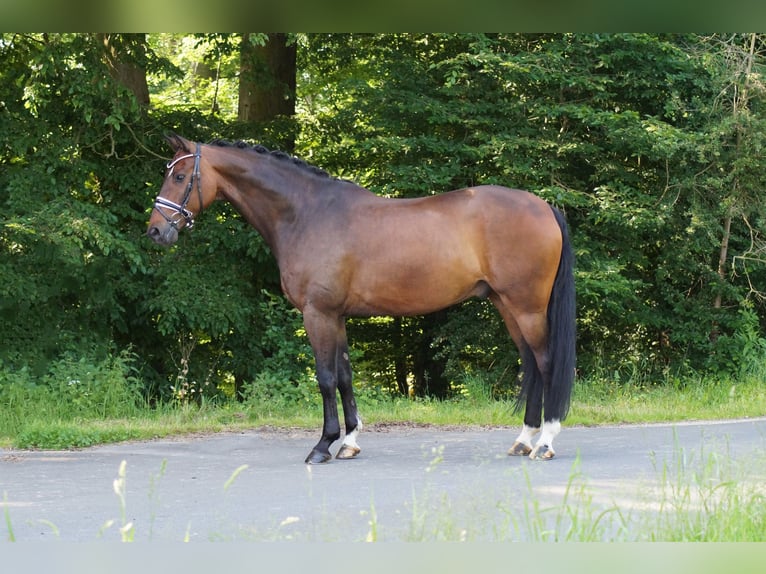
153 143 202 230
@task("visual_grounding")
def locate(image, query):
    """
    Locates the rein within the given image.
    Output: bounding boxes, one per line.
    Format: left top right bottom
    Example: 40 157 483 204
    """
153 143 202 229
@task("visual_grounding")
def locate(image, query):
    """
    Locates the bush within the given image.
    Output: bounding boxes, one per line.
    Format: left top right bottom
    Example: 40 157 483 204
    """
706 303 766 379
0 348 144 442
240 290 316 409
243 371 317 413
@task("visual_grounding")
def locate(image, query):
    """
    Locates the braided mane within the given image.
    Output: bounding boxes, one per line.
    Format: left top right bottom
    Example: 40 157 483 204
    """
209 139 332 179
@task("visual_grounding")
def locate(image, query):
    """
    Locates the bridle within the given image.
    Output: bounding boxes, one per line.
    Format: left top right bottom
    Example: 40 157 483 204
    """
153 143 202 230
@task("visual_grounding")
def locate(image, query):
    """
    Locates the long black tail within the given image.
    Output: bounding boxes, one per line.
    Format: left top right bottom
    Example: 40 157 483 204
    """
544 206 577 421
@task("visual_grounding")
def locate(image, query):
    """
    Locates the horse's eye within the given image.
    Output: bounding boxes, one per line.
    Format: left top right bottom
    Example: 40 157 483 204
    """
175 173 186 183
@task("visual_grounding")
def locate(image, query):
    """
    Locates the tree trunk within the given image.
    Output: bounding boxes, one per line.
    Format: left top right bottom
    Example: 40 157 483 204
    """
238 33 297 127
714 213 733 312
411 312 450 399
392 317 410 396
97 33 150 107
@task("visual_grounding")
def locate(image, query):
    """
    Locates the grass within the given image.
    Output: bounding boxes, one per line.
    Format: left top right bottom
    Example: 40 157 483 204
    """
1 370 766 449
389 445 766 542
644 442 766 541
567 374 766 425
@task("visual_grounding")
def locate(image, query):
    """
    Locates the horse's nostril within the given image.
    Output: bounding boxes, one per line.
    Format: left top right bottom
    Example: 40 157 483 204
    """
147 224 178 246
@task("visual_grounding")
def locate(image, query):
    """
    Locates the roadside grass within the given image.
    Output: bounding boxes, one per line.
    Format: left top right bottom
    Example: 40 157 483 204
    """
1 369 765 450
566 373 766 425
387 444 766 542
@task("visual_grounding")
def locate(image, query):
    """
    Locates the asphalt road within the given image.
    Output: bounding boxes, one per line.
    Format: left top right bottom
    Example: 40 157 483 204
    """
2 418 766 541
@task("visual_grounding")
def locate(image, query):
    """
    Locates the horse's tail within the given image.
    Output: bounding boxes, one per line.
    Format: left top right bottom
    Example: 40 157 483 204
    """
543 205 577 421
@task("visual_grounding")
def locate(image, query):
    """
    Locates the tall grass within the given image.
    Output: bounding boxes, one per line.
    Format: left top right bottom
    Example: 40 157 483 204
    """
567 369 766 426
507 446 766 542
644 440 766 541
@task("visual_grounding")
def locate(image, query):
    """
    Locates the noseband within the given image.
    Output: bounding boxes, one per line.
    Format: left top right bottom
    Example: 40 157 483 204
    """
153 143 202 230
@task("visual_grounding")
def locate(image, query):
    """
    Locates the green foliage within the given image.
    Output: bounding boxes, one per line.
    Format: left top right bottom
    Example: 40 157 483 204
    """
242 290 316 410
147 34 241 120
431 300 520 398
1 34 152 373
1 33 765 412
0 348 144 444
706 302 766 378
0 33 300 408
15 422 141 450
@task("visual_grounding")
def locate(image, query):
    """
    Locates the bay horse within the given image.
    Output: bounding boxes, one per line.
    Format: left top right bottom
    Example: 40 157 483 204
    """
147 134 576 464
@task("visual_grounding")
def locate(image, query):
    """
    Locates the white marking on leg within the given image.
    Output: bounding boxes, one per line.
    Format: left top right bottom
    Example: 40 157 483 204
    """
342 415 363 450
514 424 540 449
535 419 561 451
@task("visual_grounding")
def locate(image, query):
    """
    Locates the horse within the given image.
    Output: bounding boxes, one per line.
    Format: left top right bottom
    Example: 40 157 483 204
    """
147 134 576 464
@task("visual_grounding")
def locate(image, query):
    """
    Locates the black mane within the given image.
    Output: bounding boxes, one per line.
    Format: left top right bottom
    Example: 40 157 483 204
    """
209 139 333 180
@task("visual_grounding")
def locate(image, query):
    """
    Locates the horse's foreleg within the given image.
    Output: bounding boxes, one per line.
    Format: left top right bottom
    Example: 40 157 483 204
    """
305 364 341 464
335 340 363 460
303 308 343 464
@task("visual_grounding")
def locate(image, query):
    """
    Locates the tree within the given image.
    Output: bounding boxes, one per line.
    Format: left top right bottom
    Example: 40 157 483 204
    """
98 33 151 107
238 34 297 128
0 33 152 374
0 33 303 400
146 34 240 119
701 35 766 318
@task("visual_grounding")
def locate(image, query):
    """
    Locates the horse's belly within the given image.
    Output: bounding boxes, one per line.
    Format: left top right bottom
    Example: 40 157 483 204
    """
345 263 483 317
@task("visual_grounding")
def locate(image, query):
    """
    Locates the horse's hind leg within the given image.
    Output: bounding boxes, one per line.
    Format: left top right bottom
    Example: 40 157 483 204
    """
490 296 540 454
516 310 563 460
492 295 558 459
508 342 544 456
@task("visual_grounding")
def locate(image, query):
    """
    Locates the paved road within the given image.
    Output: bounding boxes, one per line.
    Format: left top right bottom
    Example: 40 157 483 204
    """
2 418 766 541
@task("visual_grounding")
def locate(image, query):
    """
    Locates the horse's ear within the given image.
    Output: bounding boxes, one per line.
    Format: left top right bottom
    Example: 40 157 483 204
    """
164 132 191 153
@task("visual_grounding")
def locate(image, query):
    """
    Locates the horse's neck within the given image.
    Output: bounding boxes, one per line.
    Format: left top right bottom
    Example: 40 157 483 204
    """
220 163 311 256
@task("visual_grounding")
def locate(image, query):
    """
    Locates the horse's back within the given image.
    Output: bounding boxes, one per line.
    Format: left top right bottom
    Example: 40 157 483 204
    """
414 185 561 260
448 184 552 216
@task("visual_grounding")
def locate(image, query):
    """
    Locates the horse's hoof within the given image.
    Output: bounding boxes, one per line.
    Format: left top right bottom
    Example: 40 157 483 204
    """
529 444 555 461
335 444 361 460
305 450 332 464
508 441 532 456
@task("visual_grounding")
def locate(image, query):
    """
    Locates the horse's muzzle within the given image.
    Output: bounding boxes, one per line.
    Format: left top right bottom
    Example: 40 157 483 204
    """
146 223 179 246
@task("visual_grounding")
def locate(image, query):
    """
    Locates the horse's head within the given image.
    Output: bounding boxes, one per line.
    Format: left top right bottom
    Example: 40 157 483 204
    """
147 134 217 246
